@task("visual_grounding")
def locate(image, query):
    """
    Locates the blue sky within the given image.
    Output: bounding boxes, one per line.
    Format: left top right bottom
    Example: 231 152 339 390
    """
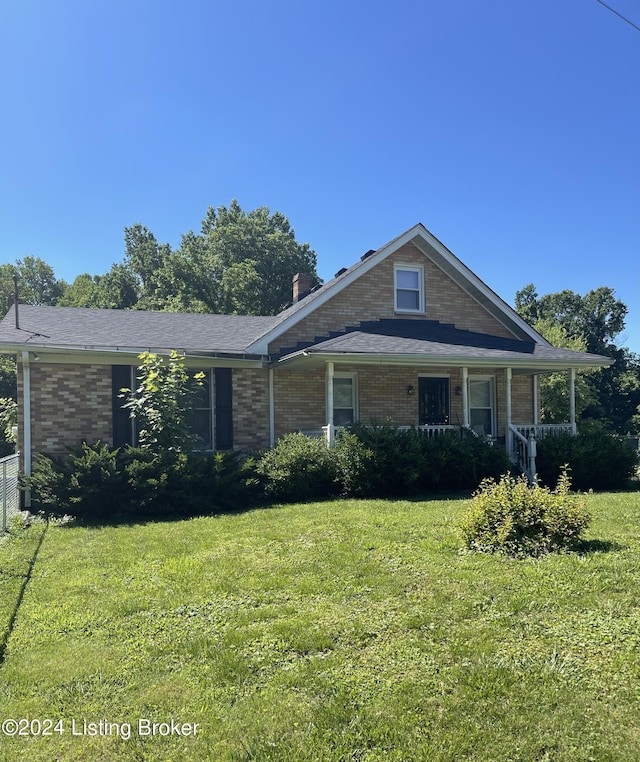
1 0 638 351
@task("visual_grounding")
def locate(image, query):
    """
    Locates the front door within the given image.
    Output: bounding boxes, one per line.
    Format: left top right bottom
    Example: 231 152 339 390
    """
419 377 450 425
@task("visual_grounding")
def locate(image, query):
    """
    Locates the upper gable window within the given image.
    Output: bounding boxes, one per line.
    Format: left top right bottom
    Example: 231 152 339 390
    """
395 265 424 313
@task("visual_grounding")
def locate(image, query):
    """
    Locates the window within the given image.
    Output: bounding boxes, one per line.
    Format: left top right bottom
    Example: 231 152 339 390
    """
419 377 450 426
187 371 213 450
395 266 424 313
469 377 495 436
332 373 357 426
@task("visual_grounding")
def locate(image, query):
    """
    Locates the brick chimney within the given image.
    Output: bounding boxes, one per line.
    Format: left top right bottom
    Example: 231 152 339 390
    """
292 272 312 303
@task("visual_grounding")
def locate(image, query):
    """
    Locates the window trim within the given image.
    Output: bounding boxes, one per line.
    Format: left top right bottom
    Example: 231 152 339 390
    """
468 375 496 437
330 372 358 426
394 264 425 314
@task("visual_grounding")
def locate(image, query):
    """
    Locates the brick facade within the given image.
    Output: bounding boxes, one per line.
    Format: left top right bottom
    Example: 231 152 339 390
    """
271 244 514 355
18 362 113 460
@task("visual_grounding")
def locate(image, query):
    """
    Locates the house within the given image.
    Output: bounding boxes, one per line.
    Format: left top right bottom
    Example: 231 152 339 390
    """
0 223 611 485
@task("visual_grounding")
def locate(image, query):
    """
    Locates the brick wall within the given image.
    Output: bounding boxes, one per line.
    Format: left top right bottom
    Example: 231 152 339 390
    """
233 368 271 451
18 362 113 459
271 243 514 354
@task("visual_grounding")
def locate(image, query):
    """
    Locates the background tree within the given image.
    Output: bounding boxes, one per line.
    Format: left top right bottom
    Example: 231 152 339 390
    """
0 256 67 314
516 284 640 433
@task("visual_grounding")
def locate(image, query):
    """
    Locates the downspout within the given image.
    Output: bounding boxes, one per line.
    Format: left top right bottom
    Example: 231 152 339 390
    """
21 351 32 508
268 368 275 447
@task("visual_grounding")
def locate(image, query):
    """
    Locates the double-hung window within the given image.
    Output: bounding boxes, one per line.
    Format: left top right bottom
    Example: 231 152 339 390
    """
332 373 357 426
187 370 213 451
395 265 424 313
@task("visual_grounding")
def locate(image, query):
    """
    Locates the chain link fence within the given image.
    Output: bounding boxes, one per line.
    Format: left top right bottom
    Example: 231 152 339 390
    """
0 453 21 532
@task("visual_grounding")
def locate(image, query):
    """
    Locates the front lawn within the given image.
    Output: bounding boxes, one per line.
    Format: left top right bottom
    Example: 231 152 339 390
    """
1 493 639 760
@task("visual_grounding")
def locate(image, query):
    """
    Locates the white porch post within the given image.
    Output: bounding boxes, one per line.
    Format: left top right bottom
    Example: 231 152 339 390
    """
506 367 513 454
569 367 577 435
326 361 335 445
22 351 32 508
462 367 469 428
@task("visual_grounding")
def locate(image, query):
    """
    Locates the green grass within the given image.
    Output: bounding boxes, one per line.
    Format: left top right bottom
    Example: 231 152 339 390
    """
1 493 639 761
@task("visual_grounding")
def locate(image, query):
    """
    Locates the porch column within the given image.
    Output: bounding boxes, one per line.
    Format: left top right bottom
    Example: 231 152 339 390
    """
326 361 335 427
22 351 32 508
462 367 469 428
506 367 513 453
569 367 577 435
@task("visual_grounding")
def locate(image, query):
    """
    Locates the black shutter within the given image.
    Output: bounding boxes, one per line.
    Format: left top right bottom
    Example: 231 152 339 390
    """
215 368 233 450
112 366 133 448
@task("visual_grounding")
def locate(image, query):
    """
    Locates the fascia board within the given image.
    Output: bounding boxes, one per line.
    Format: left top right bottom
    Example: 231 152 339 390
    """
1 344 266 368
411 228 550 346
275 351 612 371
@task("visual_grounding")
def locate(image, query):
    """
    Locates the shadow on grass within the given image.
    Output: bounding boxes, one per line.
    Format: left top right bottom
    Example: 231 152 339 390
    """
576 538 626 554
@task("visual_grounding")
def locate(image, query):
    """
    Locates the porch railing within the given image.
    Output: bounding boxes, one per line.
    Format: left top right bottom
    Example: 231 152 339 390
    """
508 424 575 484
302 424 461 447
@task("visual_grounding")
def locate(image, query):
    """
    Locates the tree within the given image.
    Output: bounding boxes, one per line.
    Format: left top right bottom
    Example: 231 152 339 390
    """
531 319 596 424
121 351 204 453
0 256 67 314
515 284 627 355
129 201 320 315
516 284 640 433
60 265 138 309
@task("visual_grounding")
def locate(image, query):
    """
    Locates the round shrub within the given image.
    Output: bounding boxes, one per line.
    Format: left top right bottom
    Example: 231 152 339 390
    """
256 432 339 503
458 470 591 557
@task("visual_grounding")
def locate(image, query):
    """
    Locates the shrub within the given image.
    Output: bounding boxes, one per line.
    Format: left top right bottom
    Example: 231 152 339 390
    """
458 470 591 557
23 442 257 521
536 422 638 491
23 442 129 520
256 432 339 503
343 422 423 496
332 430 377 497
415 431 510 492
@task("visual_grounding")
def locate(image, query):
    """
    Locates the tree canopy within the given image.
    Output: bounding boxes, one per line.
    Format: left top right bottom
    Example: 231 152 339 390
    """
516 284 640 433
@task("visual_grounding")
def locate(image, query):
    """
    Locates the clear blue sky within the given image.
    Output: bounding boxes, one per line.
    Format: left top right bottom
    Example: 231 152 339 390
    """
1 0 638 352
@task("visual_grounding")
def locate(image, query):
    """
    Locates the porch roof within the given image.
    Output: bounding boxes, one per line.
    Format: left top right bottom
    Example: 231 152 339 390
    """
275 320 612 372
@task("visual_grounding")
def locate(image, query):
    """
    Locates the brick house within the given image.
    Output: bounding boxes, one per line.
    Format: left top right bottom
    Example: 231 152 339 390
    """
0 223 611 481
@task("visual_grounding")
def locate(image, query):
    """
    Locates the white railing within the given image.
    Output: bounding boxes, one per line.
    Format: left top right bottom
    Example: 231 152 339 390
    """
0 452 21 532
513 424 574 440
509 426 537 484
300 424 459 448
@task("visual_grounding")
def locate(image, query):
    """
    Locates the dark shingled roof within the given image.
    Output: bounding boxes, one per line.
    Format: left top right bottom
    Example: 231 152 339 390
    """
0 305 278 354
277 319 610 366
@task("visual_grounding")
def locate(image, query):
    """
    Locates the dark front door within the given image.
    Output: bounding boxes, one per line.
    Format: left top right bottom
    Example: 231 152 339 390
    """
419 377 450 426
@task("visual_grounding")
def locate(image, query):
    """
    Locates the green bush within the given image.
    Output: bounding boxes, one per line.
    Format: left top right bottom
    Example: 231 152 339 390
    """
332 430 376 497
23 442 129 520
536 423 638 491
23 442 257 521
458 470 591 557
256 432 339 503
415 431 510 492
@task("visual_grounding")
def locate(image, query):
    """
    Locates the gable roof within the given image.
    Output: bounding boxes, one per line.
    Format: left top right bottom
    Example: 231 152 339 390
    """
0 305 276 358
245 223 549 354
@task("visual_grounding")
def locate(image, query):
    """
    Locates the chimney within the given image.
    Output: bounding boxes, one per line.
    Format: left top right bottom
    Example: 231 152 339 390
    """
292 272 312 303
